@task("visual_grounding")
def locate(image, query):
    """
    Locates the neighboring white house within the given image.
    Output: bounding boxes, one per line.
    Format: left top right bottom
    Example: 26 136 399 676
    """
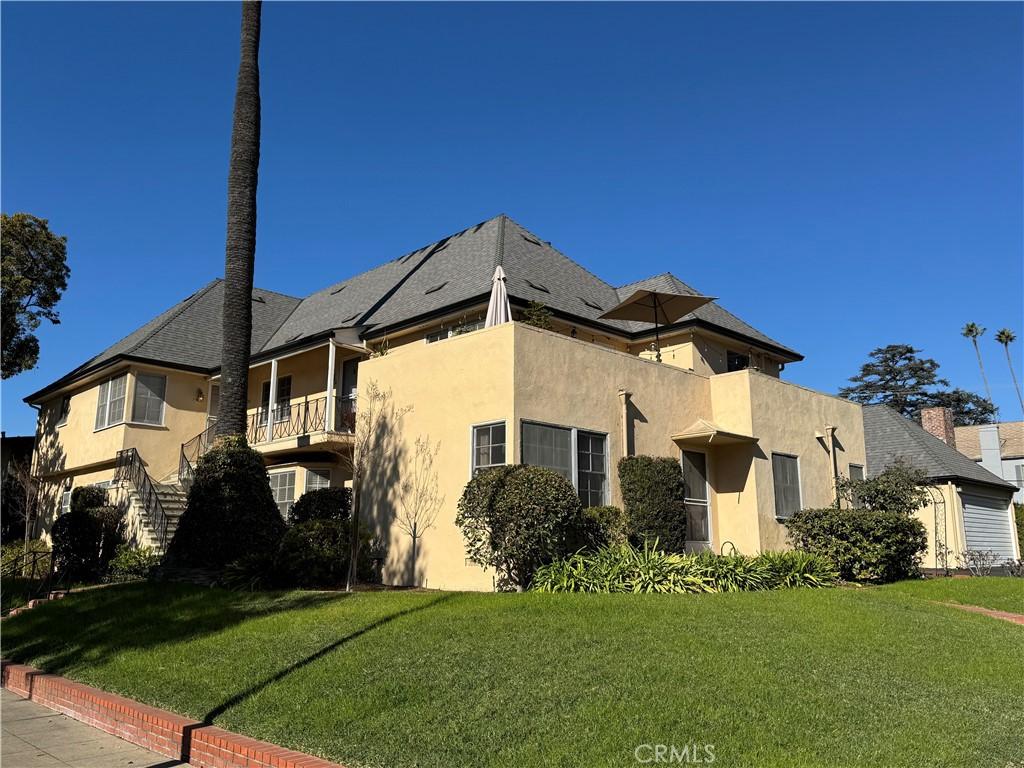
954 422 1024 505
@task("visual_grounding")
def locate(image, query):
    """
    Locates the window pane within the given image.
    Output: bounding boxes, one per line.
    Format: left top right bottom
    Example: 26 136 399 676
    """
305 468 331 493
772 454 800 518
132 374 166 425
681 451 708 502
269 471 296 517
522 423 572 482
107 374 127 426
576 430 607 507
95 380 110 429
473 423 506 474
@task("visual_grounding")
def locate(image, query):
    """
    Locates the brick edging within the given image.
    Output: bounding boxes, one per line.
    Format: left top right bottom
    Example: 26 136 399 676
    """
1 660 346 768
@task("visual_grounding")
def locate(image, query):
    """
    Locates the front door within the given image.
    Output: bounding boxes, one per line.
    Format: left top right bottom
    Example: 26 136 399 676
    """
681 449 711 552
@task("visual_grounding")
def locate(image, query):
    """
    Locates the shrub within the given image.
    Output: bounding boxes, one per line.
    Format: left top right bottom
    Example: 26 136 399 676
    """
51 510 103 581
288 487 351 525
221 551 279 591
276 519 346 588
51 485 125 582
456 465 585 590
166 436 286 569
530 543 838 593
836 461 929 516
754 550 840 589
70 486 108 514
617 456 688 553
109 545 161 580
785 507 928 583
0 540 50 578
575 505 628 549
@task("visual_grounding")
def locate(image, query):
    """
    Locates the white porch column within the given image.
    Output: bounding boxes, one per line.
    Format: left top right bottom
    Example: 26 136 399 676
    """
326 342 337 431
266 358 279 439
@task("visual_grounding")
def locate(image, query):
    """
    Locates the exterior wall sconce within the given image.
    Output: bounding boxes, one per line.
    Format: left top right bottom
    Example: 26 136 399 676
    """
196 388 205 402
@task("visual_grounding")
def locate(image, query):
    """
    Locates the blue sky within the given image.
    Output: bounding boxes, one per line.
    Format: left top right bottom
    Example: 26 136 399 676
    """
3 2 1022 435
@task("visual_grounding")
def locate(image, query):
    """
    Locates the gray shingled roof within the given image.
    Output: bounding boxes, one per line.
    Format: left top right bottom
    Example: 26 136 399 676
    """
29 214 802 402
265 215 801 357
30 280 300 400
863 405 1015 490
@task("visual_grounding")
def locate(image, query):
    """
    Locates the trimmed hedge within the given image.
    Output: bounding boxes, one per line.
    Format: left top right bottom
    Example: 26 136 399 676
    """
166 436 286 569
617 456 688 553
456 465 585 590
52 487 124 582
288 487 351 525
785 507 928 583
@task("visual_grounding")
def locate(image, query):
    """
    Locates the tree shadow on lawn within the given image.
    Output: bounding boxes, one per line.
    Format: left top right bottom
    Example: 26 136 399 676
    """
178 591 456 761
2 581 346 675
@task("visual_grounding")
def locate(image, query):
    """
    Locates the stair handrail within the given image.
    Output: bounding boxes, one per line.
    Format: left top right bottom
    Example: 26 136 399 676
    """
114 448 170 549
178 421 219 492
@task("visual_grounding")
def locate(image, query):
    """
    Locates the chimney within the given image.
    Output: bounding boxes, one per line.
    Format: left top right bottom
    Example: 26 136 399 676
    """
920 407 956 449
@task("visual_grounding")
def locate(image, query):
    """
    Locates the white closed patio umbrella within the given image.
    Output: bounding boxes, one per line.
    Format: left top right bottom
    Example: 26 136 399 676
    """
485 265 512 327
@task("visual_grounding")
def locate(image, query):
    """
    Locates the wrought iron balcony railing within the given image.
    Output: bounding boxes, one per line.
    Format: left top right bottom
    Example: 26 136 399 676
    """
246 395 356 444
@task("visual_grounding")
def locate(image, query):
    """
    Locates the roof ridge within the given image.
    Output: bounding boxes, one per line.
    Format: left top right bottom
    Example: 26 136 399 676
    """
250 284 302 301
121 279 222 358
312 214 505 298
501 215 617 293
495 213 506 268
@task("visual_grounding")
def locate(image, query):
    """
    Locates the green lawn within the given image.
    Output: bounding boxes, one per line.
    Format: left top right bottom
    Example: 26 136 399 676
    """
882 575 1024 615
2 579 1022 768
1 577 41 616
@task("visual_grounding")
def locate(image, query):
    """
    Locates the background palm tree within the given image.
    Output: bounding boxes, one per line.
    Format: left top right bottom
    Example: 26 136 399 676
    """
217 1 262 438
995 328 1023 416
961 322 993 405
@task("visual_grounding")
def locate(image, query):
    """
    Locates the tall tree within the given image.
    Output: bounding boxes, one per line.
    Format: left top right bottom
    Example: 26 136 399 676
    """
1 213 69 379
839 344 995 426
961 322 993 404
839 345 948 419
217 1 262 438
995 328 1024 416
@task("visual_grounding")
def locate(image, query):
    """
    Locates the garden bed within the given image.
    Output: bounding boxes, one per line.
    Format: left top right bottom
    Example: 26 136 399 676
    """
2 579 1021 767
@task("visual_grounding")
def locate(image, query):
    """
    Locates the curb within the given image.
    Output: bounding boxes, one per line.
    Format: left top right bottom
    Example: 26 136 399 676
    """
1 660 346 768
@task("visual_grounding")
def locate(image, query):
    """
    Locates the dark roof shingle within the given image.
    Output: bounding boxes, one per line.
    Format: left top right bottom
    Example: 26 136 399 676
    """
863 405 1015 490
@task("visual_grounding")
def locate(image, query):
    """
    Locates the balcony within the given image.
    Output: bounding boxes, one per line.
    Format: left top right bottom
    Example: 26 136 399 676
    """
246 395 356 445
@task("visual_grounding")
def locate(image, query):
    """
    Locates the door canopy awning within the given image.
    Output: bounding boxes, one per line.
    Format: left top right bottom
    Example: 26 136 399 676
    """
599 289 715 361
672 419 758 447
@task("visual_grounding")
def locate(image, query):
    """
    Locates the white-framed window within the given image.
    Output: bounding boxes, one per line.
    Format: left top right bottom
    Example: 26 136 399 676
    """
94 373 128 430
131 373 167 425
521 421 608 507
848 464 865 483
56 395 71 427
60 488 72 515
304 468 331 493
472 422 506 475
260 376 292 423
771 453 802 519
576 430 607 509
269 470 296 518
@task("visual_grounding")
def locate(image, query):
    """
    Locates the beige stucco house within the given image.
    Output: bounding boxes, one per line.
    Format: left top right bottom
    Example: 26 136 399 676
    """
27 214 880 590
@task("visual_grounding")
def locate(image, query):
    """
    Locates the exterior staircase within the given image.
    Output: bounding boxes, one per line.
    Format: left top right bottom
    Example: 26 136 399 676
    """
114 448 188 554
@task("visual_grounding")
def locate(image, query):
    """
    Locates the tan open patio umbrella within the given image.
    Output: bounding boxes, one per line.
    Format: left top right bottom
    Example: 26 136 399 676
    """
599 289 715 361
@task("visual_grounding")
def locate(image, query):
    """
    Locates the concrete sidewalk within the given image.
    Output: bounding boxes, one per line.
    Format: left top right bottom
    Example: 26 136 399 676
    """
1 689 191 768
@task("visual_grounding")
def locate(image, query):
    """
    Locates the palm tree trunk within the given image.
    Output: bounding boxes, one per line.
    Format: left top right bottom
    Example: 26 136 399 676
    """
218 1 262 439
1004 344 1024 416
971 339 993 404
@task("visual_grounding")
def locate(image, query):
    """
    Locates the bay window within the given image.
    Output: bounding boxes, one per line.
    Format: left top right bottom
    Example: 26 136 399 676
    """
94 373 127 430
